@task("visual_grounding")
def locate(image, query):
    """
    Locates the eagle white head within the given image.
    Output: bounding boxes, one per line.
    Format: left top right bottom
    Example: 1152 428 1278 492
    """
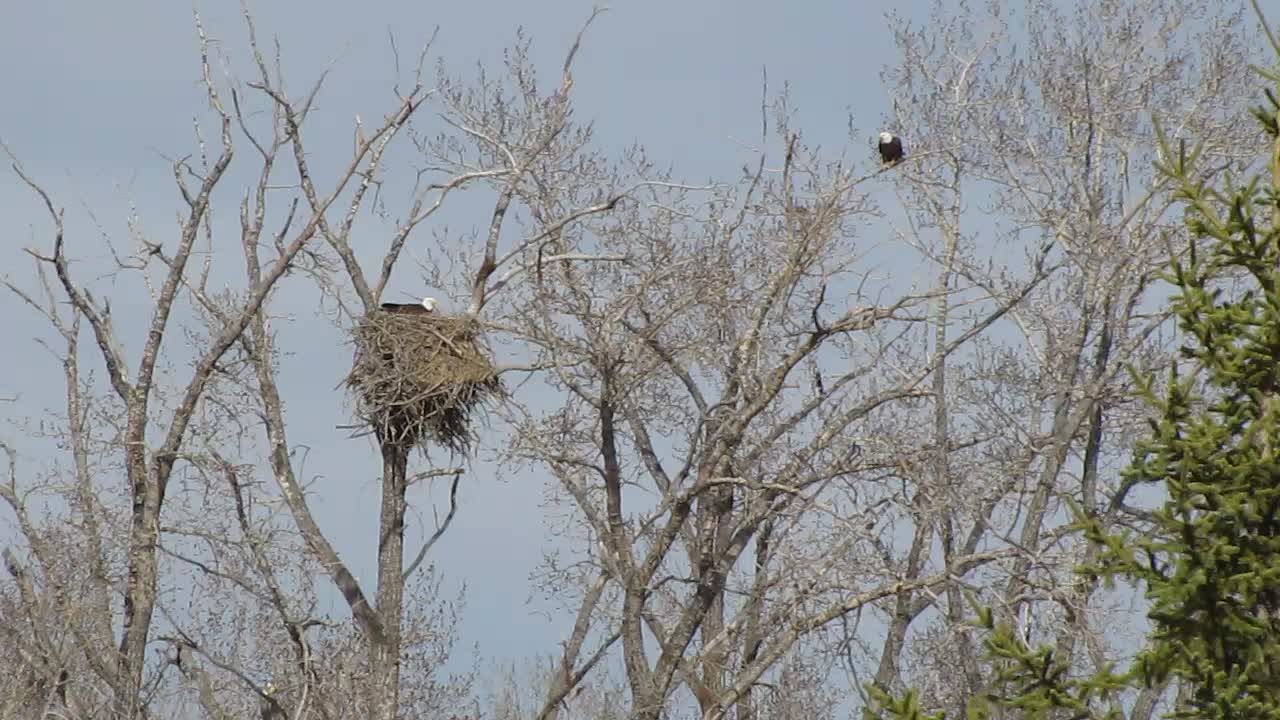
421 296 438 312
878 131 895 144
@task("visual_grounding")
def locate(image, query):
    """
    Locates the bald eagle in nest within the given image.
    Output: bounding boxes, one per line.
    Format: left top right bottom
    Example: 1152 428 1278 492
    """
380 296 438 315
878 131 905 165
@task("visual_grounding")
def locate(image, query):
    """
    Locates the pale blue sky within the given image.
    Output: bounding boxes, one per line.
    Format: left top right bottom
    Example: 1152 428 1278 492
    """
0 0 934 680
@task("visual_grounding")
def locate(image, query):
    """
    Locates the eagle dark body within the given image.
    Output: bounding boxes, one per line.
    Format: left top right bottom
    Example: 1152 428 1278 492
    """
878 132 905 165
381 303 431 314
380 296 438 315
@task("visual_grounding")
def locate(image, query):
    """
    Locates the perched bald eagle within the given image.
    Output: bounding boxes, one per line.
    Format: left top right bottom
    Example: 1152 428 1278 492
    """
380 296 438 314
878 131 905 165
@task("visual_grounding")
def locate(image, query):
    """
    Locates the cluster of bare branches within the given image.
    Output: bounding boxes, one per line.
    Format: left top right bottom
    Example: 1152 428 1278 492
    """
867 0 1265 714
1 4 498 717
465 1 1264 719
0 0 1267 719
482 100 1043 719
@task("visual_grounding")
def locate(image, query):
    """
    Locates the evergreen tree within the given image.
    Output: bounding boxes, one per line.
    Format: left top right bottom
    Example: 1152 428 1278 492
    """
1109 14 1280 711
868 4 1280 718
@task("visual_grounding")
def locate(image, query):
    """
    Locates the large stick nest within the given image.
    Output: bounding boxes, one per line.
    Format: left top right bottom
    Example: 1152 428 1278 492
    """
346 310 502 454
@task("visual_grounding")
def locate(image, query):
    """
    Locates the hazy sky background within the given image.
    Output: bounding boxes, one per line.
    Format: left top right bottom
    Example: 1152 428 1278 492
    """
1 0 939 682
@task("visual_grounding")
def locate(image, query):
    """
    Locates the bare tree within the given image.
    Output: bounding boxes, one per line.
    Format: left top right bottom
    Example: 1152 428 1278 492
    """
0 5 524 718
430 64 1056 714
869 0 1264 715
434 2 1260 720
274 7 642 718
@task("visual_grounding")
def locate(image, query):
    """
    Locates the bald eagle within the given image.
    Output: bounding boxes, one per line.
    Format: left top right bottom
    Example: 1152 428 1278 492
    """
878 132 905 165
380 296 438 314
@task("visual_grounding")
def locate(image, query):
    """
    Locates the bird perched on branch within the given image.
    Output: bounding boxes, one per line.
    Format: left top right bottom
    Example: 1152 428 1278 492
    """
380 296 438 315
878 131 905 165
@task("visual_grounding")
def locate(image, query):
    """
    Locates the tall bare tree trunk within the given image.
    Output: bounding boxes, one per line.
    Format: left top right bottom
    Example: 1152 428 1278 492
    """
696 479 735 716
372 442 409 720
117 458 160 719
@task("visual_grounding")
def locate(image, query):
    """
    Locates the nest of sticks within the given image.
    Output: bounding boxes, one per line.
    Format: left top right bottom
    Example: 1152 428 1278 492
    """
346 310 501 454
